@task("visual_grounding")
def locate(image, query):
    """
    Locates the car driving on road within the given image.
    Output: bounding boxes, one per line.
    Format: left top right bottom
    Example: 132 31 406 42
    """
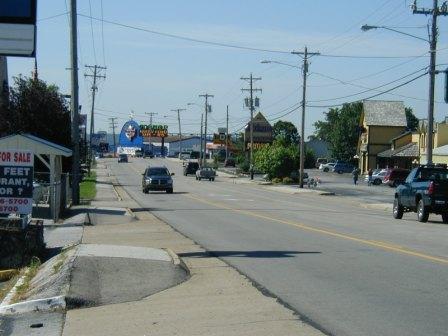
118 154 128 163
142 166 174 193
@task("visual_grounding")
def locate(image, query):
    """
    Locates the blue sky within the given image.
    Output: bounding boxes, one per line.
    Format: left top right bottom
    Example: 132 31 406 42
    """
7 0 448 137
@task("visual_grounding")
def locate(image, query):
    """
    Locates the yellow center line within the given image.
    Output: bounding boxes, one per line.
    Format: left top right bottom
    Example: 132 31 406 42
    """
185 194 448 266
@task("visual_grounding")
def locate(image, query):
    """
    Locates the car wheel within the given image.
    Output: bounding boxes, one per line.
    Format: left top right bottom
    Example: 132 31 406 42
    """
323 168 329 172
337 170 343 174
212 178 215 181
166 188 173 194
392 198 404 219
198 177 201 181
373 179 381 185
442 213 448 224
143 188 148 194
209 178 212 181
417 199 429 222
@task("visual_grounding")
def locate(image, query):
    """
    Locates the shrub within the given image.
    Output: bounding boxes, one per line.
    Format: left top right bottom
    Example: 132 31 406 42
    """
272 177 282 184
282 177 293 184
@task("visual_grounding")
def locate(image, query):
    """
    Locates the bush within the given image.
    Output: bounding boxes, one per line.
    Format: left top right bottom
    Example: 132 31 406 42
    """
282 177 293 184
238 160 250 173
272 177 282 184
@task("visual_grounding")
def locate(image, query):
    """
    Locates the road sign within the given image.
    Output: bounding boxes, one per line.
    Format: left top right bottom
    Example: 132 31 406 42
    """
0 150 33 215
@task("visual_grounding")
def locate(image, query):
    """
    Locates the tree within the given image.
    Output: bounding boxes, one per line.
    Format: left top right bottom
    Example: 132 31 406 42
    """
272 120 299 146
405 107 419 131
313 102 362 161
254 141 315 179
0 76 71 148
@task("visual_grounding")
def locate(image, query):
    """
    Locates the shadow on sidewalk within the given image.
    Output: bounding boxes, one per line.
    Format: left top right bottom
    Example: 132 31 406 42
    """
179 250 321 259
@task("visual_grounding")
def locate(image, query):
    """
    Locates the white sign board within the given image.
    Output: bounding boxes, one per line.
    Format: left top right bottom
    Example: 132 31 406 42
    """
0 150 33 215
0 23 35 56
116 146 138 155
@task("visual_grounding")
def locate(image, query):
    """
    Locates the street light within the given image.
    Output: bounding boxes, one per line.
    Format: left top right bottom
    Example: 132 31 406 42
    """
361 23 436 164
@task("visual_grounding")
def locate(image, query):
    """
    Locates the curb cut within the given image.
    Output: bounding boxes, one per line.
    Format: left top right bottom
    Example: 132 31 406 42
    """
0 295 66 315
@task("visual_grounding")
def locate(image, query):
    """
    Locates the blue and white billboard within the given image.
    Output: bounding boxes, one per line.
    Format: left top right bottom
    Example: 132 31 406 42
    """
118 120 143 148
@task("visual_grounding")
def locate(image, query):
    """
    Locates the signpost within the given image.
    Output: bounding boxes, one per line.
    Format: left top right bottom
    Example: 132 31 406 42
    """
0 150 33 215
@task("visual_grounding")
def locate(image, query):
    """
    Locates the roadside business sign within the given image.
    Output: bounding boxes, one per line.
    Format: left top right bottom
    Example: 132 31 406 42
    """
140 124 168 138
0 0 37 57
0 150 33 215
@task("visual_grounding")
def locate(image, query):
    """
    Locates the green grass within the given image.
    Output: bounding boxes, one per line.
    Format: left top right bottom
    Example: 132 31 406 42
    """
13 257 41 303
80 171 97 201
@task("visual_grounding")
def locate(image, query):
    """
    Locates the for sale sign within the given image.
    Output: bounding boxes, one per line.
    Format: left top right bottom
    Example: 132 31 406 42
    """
0 150 33 215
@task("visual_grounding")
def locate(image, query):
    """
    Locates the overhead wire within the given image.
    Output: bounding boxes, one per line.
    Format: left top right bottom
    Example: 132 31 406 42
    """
88 0 98 64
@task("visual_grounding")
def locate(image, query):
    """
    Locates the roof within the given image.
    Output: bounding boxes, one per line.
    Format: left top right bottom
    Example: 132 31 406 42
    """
363 100 407 127
377 142 418 158
0 134 72 157
169 136 201 144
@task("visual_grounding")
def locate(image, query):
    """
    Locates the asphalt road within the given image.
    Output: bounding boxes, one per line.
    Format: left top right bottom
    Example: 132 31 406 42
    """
109 157 448 336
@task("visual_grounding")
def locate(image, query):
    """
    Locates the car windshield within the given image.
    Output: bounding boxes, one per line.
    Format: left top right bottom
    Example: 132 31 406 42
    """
148 168 169 176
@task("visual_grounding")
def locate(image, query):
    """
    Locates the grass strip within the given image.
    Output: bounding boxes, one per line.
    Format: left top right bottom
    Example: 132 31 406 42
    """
80 171 97 201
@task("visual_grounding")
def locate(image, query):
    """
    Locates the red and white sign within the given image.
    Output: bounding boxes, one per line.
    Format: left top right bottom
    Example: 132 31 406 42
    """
0 150 33 215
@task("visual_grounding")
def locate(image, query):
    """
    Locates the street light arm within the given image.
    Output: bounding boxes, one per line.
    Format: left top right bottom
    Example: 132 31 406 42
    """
260 60 299 68
361 24 429 43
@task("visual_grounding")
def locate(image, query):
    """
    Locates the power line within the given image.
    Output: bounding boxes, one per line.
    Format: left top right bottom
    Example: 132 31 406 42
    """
77 13 434 60
307 71 428 108
88 0 97 64
100 0 106 66
307 66 428 103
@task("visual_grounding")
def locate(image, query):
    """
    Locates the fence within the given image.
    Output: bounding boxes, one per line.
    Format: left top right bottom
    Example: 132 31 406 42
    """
33 173 71 221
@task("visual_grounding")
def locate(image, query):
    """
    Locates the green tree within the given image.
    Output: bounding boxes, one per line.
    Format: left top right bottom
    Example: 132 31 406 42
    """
254 141 315 179
313 102 362 161
405 107 419 131
0 76 71 148
272 120 299 145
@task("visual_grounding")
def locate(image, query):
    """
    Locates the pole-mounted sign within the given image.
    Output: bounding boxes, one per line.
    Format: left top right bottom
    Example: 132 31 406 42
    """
0 0 37 57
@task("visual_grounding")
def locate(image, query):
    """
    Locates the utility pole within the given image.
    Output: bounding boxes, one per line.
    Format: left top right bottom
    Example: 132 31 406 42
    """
200 113 203 161
145 112 158 151
412 0 448 164
241 74 262 180
0 56 8 107
109 117 117 156
199 94 214 166
292 47 320 188
226 105 229 161
171 108 186 156
70 0 80 205
84 64 106 162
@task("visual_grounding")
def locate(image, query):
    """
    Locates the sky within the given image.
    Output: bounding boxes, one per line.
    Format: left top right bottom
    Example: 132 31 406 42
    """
7 0 448 138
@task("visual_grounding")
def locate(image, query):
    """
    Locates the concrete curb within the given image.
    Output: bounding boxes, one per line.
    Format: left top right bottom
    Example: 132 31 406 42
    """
0 295 66 315
164 248 190 276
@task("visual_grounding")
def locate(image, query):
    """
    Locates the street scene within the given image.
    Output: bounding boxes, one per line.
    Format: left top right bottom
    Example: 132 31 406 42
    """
1 1 448 336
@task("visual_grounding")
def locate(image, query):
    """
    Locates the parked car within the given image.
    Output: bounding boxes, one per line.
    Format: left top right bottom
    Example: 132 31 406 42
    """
364 169 388 185
196 167 216 181
319 162 335 172
383 168 410 187
183 161 199 176
393 164 448 222
118 154 128 163
315 158 328 169
332 162 354 174
135 149 143 157
142 166 174 193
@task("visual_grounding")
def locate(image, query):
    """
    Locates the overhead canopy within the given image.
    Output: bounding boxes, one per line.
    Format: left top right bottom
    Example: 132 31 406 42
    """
0 134 72 156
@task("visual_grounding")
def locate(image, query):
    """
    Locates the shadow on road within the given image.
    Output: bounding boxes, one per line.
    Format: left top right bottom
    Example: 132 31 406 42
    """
179 250 321 259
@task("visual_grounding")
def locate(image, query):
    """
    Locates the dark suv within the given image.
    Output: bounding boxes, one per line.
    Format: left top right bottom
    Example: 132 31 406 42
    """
142 166 174 193
384 168 410 187
183 161 199 176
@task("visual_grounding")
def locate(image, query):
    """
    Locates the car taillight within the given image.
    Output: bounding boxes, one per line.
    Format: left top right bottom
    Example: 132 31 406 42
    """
428 181 434 195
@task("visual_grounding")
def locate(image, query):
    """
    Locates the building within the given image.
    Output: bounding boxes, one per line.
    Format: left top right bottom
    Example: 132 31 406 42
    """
377 131 420 169
357 100 407 172
168 136 202 157
418 119 448 164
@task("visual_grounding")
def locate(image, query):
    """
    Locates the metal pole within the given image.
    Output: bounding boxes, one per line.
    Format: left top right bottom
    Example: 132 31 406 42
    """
299 48 308 188
200 113 203 163
427 0 438 165
226 105 229 161
204 98 208 166
70 0 80 205
0 56 8 107
249 74 254 180
89 65 97 163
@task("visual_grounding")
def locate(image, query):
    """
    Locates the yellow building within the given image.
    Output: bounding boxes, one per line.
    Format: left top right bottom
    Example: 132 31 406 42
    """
419 119 448 164
357 100 407 173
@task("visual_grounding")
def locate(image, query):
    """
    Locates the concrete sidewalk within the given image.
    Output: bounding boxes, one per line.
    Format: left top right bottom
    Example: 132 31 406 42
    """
62 162 325 336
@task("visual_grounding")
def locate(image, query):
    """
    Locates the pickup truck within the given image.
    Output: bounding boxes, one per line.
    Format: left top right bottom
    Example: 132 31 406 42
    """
196 167 216 181
393 165 448 222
